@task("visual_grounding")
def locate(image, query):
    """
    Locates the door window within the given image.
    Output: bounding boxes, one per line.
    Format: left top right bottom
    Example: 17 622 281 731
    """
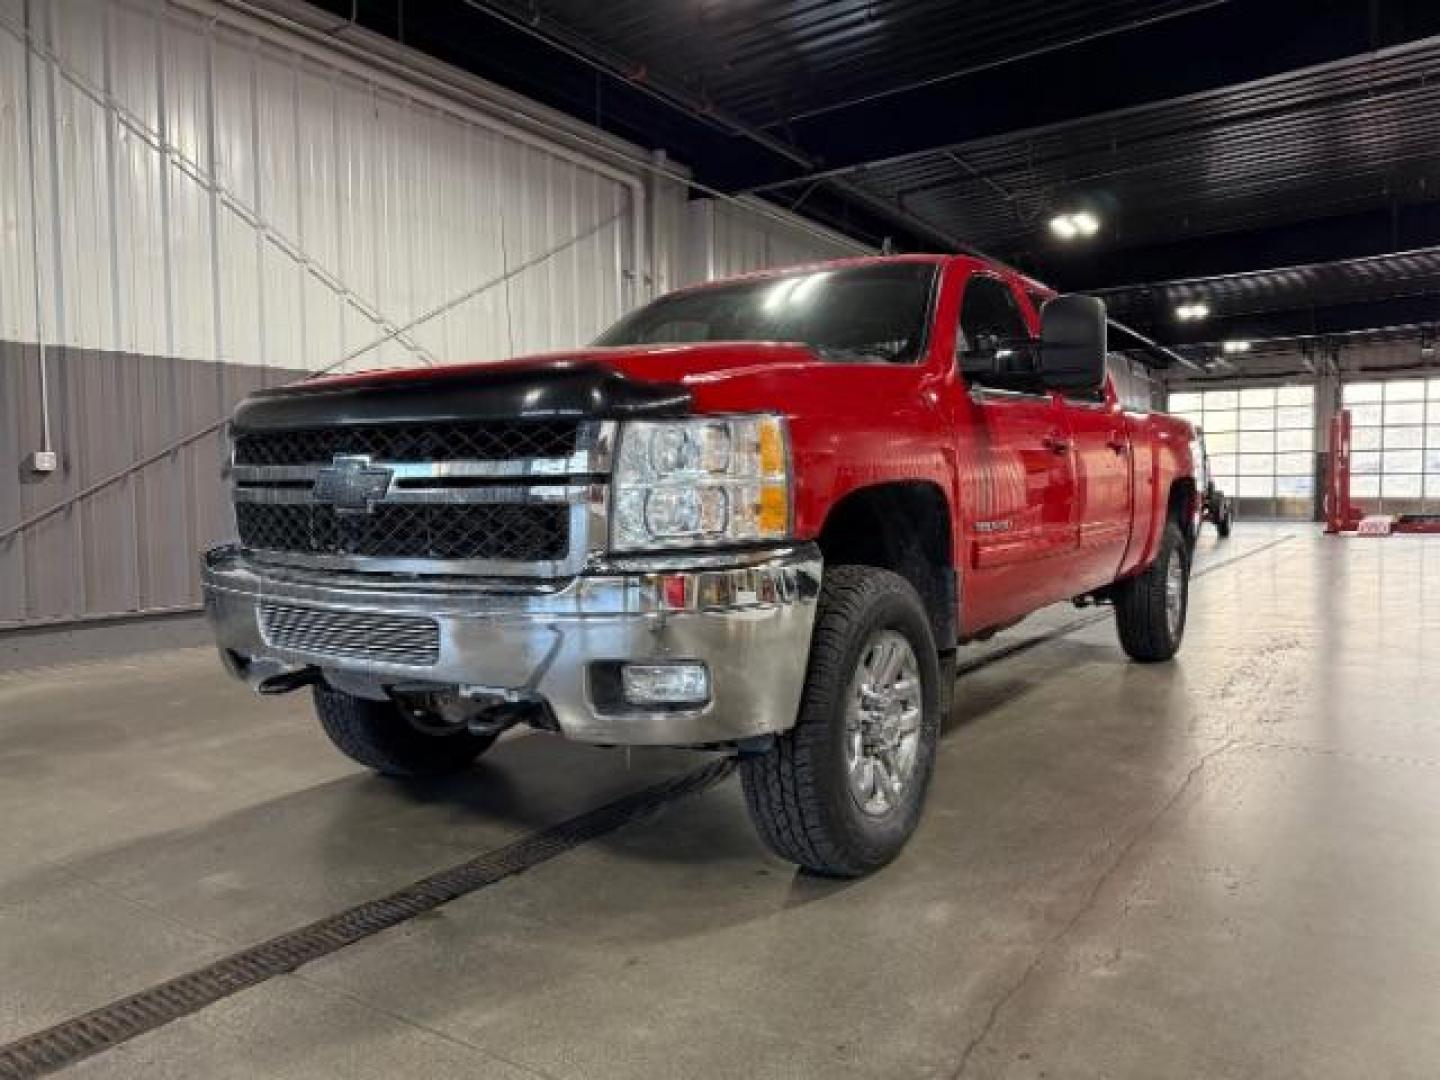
957 275 1031 376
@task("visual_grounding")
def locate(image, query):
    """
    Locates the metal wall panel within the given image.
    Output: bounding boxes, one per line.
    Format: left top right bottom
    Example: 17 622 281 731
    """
648 167 691 297
0 0 35 344
0 0 640 627
0 341 290 624
0 0 638 374
0 0 871 632
706 196 869 282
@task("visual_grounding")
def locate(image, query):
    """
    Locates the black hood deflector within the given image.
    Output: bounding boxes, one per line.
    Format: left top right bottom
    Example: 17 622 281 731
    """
231 362 691 432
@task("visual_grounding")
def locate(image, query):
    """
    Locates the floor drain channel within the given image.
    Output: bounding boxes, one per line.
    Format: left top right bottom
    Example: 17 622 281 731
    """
0 757 736 1080
0 533 1295 1079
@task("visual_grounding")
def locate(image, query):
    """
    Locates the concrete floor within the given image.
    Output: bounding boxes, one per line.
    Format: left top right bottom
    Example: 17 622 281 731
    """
3 523 1440 1079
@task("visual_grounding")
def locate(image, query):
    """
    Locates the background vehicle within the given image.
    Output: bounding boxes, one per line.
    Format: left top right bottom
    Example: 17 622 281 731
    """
1196 429 1235 537
204 255 1198 877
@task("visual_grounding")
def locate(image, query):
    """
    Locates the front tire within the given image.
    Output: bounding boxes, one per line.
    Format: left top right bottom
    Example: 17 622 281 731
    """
1217 502 1233 538
312 685 497 777
740 566 942 878
1114 520 1190 662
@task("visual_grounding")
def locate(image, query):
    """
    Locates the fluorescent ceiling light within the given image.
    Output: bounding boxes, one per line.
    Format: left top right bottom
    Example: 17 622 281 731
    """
1048 211 1099 240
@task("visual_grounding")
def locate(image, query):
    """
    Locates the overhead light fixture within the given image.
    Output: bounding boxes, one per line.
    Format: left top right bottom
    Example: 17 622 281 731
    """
1175 302 1211 322
1048 211 1100 240
1071 210 1100 236
1221 339 1251 354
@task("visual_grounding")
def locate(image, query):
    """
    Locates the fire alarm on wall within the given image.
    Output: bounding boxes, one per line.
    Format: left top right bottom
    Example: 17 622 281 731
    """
27 450 58 474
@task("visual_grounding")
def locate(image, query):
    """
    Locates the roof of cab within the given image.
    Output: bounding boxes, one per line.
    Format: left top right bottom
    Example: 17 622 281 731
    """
664 252 1056 299
665 253 949 296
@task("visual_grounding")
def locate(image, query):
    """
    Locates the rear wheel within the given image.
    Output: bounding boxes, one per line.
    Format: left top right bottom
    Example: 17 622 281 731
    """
312 685 497 776
1113 521 1190 662
740 565 941 877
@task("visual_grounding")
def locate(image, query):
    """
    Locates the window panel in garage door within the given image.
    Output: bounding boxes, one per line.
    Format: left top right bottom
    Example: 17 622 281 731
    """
1343 379 1440 513
1168 383 1315 518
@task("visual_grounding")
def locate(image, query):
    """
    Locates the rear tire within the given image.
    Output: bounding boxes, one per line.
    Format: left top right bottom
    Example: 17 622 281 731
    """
312 685 497 777
1217 503 1233 538
740 566 942 878
1114 521 1190 663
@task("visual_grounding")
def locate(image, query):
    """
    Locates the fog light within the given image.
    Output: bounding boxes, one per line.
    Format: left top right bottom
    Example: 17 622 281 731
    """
621 663 710 707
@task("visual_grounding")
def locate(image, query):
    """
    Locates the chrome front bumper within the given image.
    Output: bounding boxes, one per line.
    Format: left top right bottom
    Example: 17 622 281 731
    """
201 544 821 746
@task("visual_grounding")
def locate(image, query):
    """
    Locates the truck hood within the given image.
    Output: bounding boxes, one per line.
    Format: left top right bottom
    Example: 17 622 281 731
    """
297 342 822 390
231 343 822 431
520 342 821 383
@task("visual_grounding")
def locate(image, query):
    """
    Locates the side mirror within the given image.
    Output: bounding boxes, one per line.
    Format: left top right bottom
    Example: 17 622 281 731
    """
1039 294 1107 394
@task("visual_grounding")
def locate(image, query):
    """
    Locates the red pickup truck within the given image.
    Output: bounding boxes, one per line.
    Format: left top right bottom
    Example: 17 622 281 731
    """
203 254 1197 877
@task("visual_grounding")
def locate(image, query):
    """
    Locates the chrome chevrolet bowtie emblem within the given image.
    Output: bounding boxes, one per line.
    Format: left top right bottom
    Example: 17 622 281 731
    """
312 454 393 513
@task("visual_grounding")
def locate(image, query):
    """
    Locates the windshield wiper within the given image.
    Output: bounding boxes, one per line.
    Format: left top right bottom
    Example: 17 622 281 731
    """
813 345 903 364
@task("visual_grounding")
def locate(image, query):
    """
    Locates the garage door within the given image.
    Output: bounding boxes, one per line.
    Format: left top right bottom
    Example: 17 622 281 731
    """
1168 385 1316 519
1342 379 1440 515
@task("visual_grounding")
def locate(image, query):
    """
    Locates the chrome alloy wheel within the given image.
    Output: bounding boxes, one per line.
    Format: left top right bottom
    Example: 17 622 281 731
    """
844 629 923 817
1165 547 1186 639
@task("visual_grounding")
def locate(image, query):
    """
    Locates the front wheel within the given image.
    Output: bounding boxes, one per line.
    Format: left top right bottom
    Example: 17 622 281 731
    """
740 565 942 878
1216 502 1233 538
1113 520 1191 662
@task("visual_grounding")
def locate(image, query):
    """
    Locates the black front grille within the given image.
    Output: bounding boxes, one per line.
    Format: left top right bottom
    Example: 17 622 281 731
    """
234 421 580 466
236 502 569 562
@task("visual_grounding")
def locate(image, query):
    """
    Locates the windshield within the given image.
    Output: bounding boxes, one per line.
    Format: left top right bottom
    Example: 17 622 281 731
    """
593 263 938 364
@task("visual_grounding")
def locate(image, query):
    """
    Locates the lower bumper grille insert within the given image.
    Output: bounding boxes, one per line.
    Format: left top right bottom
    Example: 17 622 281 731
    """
258 603 440 667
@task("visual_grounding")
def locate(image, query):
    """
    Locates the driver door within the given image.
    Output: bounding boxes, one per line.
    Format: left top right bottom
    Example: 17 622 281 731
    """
954 272 1079 631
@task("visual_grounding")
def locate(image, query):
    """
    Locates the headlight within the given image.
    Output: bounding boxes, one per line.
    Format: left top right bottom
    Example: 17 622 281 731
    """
611 416 790 551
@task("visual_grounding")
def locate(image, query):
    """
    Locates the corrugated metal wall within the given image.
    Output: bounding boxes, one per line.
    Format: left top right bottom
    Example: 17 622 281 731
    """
0 0 636 370
1108 354 1163 413
0 342 276 626
0 0 870 632
683 196 870 286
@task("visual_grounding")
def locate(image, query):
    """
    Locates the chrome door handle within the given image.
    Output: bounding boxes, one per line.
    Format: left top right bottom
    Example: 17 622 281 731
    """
1106 436 1128 454
1042 434 1070 454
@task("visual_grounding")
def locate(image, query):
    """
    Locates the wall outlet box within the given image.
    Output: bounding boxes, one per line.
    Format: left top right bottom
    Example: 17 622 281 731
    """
27 450 58 474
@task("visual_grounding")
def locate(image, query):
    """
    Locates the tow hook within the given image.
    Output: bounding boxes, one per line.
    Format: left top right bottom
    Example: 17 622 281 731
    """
255 667 323 695
735 734 776 756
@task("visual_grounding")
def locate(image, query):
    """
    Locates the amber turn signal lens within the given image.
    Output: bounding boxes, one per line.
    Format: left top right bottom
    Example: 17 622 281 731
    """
758 418 787 478
756 483 788 536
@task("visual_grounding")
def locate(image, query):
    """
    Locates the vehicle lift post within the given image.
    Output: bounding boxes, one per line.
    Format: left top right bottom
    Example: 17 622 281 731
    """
1325 407 1440 535
1324 409 1362 534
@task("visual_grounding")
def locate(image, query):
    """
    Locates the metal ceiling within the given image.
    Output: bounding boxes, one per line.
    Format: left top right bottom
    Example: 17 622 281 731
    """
307 0 1440 358
1098 247 1440 323
1094 247 1440 372
811 35 1440 259
472 0 1224 128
